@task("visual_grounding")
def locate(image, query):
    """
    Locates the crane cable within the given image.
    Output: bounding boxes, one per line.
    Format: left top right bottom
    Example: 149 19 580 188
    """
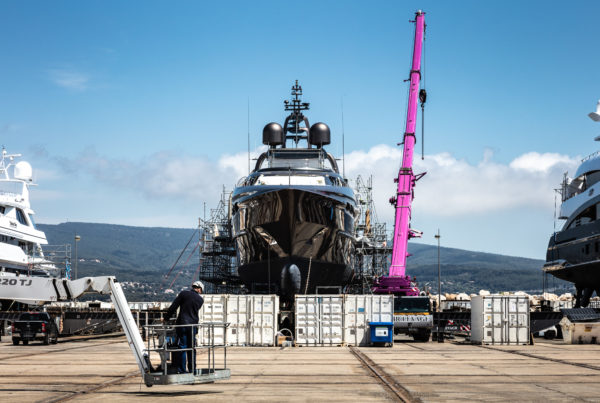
420 22 427 160
167 241 201 290
160 227 198 289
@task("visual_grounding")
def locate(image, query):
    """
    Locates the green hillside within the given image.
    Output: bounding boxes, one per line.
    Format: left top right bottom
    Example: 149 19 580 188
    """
38 222 571 300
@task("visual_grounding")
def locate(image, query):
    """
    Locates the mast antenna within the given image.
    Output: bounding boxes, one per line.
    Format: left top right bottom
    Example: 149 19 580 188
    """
247 97 251 175
341 97 346 178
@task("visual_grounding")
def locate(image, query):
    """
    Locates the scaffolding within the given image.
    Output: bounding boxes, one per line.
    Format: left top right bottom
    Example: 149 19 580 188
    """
348 175 392 294
197 188 245 294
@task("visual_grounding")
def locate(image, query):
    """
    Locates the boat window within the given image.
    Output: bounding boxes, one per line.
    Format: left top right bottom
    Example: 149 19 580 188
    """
16 209 28 226
268 149 334 170
567 205 596 229
0 206 4 214
255 174 327 186
0 181 22 196
566 177 586 199
586 171 600 188
28 214 36 229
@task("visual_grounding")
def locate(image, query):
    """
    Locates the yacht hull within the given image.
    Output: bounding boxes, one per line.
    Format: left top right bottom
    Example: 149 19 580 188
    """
545 219 600 289
232 187 356 297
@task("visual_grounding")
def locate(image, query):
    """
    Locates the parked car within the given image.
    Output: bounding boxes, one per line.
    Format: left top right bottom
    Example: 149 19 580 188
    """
12 312 58 345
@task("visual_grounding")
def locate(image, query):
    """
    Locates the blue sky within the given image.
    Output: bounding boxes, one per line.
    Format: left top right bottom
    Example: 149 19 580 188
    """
1 1 599 259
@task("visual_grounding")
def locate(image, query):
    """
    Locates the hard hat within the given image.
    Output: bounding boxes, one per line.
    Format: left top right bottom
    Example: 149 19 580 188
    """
192 281 204 290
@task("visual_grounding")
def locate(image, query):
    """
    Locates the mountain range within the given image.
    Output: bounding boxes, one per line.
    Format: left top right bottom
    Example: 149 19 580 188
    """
38 222 571 301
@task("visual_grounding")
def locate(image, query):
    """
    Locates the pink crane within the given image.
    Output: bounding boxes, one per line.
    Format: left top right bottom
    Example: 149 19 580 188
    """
373 10 426 296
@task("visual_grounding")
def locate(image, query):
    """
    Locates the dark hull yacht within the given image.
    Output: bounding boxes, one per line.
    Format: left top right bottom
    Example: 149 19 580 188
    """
544 100 600 306
231 82 357 299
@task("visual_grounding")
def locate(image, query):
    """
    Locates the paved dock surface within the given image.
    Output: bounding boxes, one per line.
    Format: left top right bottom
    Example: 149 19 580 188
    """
1 336 599 402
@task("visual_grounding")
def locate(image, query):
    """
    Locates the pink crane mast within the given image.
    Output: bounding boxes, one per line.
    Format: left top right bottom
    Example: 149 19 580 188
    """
373 10 425 296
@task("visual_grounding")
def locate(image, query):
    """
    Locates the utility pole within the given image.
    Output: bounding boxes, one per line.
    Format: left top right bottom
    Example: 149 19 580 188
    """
74 235 81 280
435 229 441 311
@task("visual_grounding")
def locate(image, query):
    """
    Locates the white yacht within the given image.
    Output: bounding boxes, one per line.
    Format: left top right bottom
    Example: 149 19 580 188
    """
0 148 57 277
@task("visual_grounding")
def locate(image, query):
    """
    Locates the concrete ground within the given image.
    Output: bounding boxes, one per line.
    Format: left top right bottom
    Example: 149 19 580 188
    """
0 335 599 402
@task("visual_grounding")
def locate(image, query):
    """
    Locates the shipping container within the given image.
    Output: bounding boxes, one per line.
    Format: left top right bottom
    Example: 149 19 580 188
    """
471 295 529 345
343 295 393 346
196 294 279 346
295 295 344 346
226 295 279 346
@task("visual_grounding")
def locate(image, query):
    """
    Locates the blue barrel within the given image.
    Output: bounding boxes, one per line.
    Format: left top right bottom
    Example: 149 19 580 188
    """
369 322 394 346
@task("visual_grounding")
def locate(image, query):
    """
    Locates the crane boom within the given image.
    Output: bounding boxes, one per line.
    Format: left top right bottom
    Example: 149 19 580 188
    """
373 10 426 296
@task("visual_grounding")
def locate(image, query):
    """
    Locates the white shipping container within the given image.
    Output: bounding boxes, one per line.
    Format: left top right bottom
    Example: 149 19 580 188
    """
471 295 529 345
226 294 279 346
295 295 344 345
343 295 393 346
248 295 279 346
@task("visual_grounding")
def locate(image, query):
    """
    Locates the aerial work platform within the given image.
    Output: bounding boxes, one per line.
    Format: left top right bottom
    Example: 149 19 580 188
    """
143 322 230 387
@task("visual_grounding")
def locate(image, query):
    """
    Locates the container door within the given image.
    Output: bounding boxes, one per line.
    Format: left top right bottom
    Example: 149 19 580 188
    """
250 295 277 346
226 295 249 346
320 296 343 345
295 296 319 345
198 295 227 346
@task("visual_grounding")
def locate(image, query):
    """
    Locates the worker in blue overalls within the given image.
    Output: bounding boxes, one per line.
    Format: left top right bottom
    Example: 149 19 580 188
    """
165 280 204 374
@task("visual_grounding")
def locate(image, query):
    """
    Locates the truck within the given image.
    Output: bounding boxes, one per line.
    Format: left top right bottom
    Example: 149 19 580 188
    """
12 311 59 345
393 296 433 342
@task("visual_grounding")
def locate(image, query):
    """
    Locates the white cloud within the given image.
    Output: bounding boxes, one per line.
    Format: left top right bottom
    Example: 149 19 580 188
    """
509 152 576 173
52 145 580 227
344 145 580 220
48 70 90 91
54 146 267 204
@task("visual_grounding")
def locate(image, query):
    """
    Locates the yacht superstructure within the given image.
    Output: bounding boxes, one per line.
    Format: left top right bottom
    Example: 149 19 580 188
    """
231 82 358 299
0 148 56 277
544 100 600 306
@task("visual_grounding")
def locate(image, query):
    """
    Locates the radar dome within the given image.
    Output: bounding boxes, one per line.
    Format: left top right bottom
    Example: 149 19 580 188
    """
309 122 331 147
14 161 33 182
263 122 284 147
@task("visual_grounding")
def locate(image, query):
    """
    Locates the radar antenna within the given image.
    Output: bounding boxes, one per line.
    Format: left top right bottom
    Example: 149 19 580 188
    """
283 80 311 146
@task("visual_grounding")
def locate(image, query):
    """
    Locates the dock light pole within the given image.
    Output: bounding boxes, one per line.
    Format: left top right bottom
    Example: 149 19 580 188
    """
74 235 81 280
435 230 441 312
